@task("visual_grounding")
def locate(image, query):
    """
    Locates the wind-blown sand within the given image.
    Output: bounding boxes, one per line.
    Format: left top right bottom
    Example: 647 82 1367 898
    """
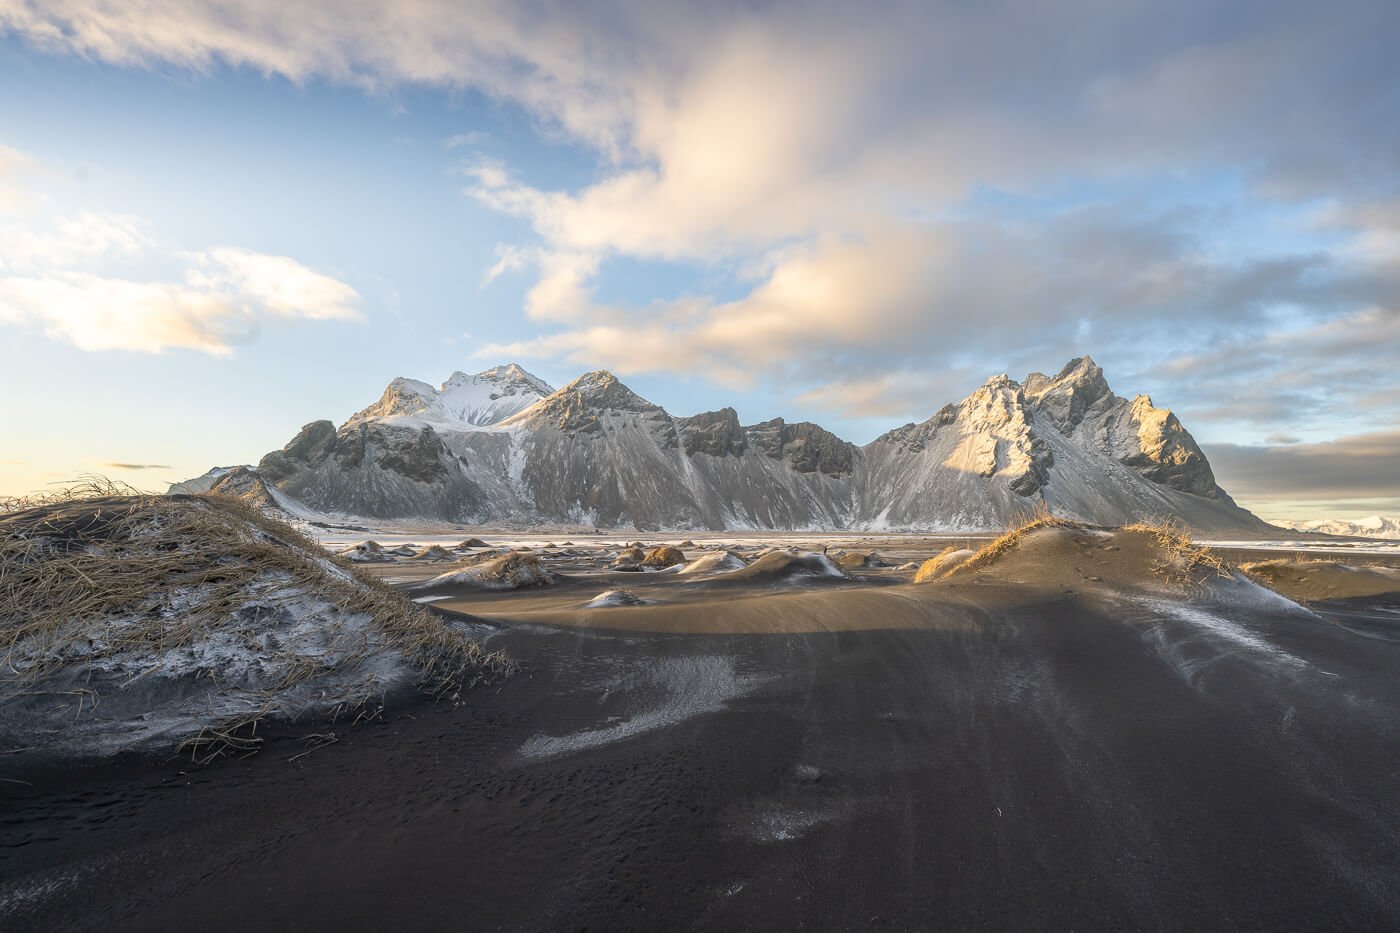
1241 558 1400 602
4 525 1400 930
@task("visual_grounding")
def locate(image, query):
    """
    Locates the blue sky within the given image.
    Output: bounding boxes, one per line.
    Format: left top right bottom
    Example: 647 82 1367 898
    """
1 2 1397 522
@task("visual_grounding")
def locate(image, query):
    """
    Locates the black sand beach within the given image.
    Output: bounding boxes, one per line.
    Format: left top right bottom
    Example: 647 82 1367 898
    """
5 566 1400 931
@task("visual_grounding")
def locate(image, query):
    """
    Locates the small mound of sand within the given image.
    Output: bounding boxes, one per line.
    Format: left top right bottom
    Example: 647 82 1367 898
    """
340 540 391 563
713 550 847 583
836 550 892 570
641 545 687 569
420 552 558 591
930 521 1238 595
413 545 454 561
1240 560 1400 602
677 551 749 575
609 545 648 570
388 544 418 557
583 589 646 608
456 537 490 550
913 547 977 582
450 548 512 568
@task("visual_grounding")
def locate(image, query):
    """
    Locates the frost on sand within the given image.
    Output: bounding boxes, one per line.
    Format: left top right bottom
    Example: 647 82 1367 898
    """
0 488 506 760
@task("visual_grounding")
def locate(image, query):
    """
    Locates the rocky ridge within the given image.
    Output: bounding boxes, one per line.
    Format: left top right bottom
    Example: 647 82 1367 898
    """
175 357 1268 532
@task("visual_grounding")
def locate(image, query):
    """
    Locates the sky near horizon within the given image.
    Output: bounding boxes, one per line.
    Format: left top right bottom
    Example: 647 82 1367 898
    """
0 1 1397 523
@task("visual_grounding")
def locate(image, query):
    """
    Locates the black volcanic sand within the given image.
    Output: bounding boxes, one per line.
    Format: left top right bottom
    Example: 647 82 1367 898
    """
6 587 1400 929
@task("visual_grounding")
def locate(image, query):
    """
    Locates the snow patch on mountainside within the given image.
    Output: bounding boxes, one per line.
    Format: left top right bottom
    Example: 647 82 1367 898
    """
347 363 554 430
1277 516 1400 539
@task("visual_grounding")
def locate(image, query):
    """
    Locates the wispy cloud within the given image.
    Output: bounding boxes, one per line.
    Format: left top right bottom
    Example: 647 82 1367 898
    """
103 462 171 470
1206 430 1400 502
443 131 491 149
0 144 36 212
4 0 1397 428
0 160 362 356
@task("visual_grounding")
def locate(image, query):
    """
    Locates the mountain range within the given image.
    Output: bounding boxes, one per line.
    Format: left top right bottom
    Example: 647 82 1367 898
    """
173 357 1270 532
1276 516 1400 539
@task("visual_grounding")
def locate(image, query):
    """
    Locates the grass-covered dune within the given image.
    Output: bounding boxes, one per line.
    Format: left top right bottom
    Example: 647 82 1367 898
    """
0 481 509 762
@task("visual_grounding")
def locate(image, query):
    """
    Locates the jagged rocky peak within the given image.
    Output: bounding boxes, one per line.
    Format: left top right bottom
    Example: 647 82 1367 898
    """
351 377 438 423
204 465 281 511
1021 356 1220 499
509 370 673 438
258 420 339 482
679 408 748 457
1024 355 1113 431
180 353 1265 531
1119 394 1219 498
445 362 552 396
557 370 659 412
349 364 554 428
874 403 957 453
949 373 1053 496
744 418 856 476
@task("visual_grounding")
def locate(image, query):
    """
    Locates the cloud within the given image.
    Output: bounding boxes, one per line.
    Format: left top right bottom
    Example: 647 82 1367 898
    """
0 211 151 270
4 1 1399 425
0 207 361 355
1205 430 1400 502
103 462 171 470
0 144 36 212
793 369 971 421
481 243 532 285
443 131 491 149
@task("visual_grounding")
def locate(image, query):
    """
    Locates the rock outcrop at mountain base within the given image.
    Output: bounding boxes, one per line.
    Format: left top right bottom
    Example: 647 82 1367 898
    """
175 358 1270 532
258 420 494 522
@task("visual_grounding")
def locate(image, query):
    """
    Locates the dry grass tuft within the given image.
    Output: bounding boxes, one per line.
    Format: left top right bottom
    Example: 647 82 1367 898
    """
946 507 1078 576
913 546 963 583
1122 518 1230 584
1 477 510 761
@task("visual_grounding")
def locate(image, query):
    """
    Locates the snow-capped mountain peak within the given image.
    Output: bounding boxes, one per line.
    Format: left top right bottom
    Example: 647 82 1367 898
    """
501 369 670 436
349 363 554 428
445 362 553 397
1278 516 1400 539
557 370 657 409
203 356 1269 532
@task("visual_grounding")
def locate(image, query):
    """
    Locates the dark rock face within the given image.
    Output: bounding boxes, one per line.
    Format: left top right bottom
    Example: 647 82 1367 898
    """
679 408 748 458
1025 357 1222 500
1115 398 1220 498
744 418 855 476
256 420 491 521
258 421 337 481
520 371 678 447
264 421 459 487
374 426 459 484
875 404 957 453
1027 356 1114 432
